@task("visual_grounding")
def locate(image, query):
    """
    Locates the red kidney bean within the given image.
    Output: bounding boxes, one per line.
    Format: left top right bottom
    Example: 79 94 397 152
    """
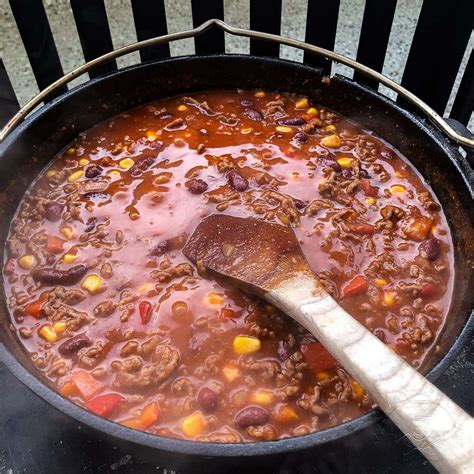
277 117 306 126
419 238 441 261
150 240 170 257
359 168 370 178
374 329 387 343
157 111 173 120
341 169 353 179
45 201 63 222
33 265 87 286
185 178 208 194
130 156 155 177
381 147 395 160
85 165 103 179
4 258 15 275
293 198 307 209
323 159 341 173
197 387 218 412
293 132 308 143
244 108 263 121
58 333 92 356
227 170 249 192
234 406 268 428
241 99 253 107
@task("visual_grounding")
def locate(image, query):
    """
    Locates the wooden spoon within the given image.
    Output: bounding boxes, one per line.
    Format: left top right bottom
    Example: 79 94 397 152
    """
184 214 473 474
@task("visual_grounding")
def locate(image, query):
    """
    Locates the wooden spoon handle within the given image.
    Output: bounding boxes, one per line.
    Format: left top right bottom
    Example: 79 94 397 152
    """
269 282 474 474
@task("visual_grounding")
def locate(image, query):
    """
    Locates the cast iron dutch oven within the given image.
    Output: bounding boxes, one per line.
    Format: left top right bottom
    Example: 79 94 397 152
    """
0 55 473 471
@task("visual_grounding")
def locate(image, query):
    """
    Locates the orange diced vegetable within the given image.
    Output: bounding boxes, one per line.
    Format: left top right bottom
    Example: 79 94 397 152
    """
351 223 374 236
71 371 104 401
220 308 237 319
60 381 78 397
24 291 49 318
181 411 207 437
403 216 432 241
273 404 299 423
85 393 124 417
46 235 65 254
342 275 368 298
301 342 337 372
121 402 160 430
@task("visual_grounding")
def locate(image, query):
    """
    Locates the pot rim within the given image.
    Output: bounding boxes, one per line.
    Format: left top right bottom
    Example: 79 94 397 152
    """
0 54 472 458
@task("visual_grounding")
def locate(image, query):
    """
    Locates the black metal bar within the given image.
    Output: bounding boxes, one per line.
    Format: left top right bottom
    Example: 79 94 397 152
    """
354 0 397 89
400 0 474 114
250 0 282 57
8 0 66 99
450 50 474 126
131 0 170 61
0 60 20 128
304 0 340 73
191 0 225 54
70 0 117 78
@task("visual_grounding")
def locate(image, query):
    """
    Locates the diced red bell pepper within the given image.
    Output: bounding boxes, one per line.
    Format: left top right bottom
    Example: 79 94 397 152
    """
419 283 438 299
403 216 432 242
220 308 238 319
301 342 337 372
342 276 368 298
24 291 49 318
351 223 374 236
46 235 65 254
121 402 160 430
85 393 124 417
360 179 378 197
71 371 104 401
4 257 15 275
139 301 153 324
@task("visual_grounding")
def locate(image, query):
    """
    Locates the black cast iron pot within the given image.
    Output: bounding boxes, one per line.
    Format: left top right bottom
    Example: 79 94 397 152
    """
0 55 473 472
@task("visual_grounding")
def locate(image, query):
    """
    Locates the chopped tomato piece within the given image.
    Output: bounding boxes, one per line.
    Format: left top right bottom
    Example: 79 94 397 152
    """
24 291 49 318
4 257 15 275
342 276 368 298
139 301 153 324
220 308 237 319
85 393 124 417
351 223 374 236
301 342 337 372
360 179 378 197
71 371 103 401
403 216 432 241
121 402 160 430
420 283 438 299
59 380 78 397
46 235 65 254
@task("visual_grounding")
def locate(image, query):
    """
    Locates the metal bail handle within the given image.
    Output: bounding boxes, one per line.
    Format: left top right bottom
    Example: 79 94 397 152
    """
0 19 473 149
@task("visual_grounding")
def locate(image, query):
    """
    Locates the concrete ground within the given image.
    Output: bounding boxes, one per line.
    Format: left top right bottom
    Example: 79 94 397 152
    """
0 0 472 129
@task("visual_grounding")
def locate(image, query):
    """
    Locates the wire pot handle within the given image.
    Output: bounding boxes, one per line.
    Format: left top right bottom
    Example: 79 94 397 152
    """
1 19 473 148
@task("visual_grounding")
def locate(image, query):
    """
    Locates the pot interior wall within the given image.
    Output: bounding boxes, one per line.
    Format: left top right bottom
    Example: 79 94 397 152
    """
0 55 472 437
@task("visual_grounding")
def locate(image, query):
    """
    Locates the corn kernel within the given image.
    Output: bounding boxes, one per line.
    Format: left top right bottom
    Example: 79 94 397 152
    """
324 124 336 131
177 105 188 111
249 390 274 405
137 282 154 295
352 381 365 397
68 170 84 182
204 292 224 306
119 158 134 170
145 130 157 140
316 371 329 381
321 134 341 148
306 107 318 116
233 335 261 355
391 184 406 193
365 197 376 205
374 278 388 287
63 253 77 264
109 170 121 177
66 147 76 155
383 291 397 307
39 325 57 343
273 404 299 423
336 157 353 169
222 365 241 382
79 158 89 166
81 274 105 295
46 170 57 178
60 226 74 240
53 322 67 334
276 126 293 133
241 127 253 134
181 412 207 437
18 255 36 270
254 91 265 98
295 98 309 109
395 171 405 178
